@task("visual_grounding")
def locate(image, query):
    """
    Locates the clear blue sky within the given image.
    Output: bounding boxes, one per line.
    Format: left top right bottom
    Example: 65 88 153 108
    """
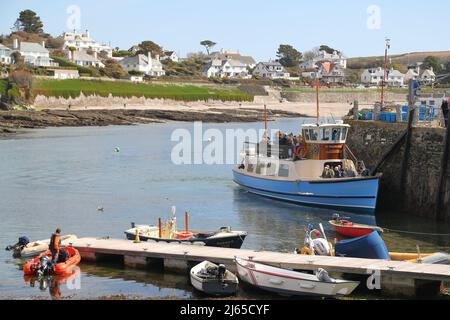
1 0 449 60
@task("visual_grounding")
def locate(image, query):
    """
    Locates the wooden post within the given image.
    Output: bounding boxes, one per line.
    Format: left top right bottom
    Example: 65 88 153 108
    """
396 105 402 123
436 119 450 220
158 218 162 239
353 100 359 120
400 107 416 206
185 211 189 234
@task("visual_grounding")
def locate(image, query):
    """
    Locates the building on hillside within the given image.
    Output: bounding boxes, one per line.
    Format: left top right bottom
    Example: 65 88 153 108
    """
361 67 405 87
0 43 12 64
404 66 420 83
13 39 58 67
161 51 179 63
253 61 290 79
202 58 250 79
209 49 256 68
67 50 105 68
300 50 347 70
404 64 436 86
319 62 346 83
420 67 436 85
119 53 165 77
128 45 141 54
63 30 113 58
47 68 80 79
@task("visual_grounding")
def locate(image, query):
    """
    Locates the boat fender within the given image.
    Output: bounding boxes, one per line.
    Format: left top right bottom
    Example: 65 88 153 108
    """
316 268 335 283
300 247 314 255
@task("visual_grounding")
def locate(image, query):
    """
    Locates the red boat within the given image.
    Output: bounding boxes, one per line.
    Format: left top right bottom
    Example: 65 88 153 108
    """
329 217 383 238
23 247 81 276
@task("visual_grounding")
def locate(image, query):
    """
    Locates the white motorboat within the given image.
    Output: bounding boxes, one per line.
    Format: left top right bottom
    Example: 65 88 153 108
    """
190 261 239 296
235 257 359 298
7 235 78 258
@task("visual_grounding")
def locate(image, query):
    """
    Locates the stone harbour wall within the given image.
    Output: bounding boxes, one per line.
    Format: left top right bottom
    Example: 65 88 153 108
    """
282 91 406 104
346 120 450 222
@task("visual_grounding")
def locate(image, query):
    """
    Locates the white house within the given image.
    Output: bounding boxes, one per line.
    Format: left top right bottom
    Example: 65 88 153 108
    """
63 30 113 58
253 61 290 79
119 53 165 77
202 58 249 78
300 50 347 70
67 50 105 68
161 51 179 63
14 39 58 67
404 67 420 83
209 49 256 68
361 67 405 87
0 43 12 65
420 67 436 85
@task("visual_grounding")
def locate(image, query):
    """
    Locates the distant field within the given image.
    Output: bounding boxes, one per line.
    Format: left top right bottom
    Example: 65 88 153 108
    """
33 79 254 102
348 51 450 69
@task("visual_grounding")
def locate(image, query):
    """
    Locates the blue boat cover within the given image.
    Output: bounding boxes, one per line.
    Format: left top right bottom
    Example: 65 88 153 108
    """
335 231 391 260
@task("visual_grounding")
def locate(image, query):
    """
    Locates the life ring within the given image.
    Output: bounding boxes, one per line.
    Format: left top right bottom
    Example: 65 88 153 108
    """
294 146 308 159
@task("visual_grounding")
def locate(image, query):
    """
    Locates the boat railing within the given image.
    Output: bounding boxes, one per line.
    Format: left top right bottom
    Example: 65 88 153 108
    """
243 141 291 160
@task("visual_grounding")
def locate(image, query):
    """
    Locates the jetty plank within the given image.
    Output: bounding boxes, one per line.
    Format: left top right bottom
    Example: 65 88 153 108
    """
71 238 450 283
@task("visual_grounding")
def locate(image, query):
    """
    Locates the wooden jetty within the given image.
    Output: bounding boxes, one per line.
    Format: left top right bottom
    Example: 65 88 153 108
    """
71 237 450 297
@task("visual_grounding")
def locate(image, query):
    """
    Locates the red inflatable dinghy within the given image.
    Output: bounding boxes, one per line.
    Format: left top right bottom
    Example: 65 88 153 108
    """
23 247 81 276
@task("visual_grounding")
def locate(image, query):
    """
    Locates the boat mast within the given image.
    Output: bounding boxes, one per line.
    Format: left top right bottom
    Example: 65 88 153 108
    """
381 38 391 109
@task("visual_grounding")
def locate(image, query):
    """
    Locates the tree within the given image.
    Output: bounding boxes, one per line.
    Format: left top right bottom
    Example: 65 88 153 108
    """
277 44 302 67
100 59 127 79
137 41 163 57
319 45 340 55
423 56 442 73
200 40 217 55
15 10 44 34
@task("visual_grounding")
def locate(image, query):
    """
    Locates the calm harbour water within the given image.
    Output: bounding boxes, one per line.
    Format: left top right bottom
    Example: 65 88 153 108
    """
1 118 449 299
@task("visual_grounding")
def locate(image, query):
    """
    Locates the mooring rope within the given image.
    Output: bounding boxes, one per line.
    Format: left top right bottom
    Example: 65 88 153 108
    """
383 227 450 237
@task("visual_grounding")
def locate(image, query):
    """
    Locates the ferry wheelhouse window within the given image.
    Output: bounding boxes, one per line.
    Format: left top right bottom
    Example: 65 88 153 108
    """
332 128 341 141
247 163 255 173
278 164 290 178
309 129 318 141
256 162 265 174
304 129 310 141
321 128 331 141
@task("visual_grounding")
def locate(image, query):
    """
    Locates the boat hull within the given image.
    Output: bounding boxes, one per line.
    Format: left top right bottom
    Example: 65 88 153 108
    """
233 169 379 212
335 232 390 260
124 231 247 249
190 274 239 296
235 258 359 297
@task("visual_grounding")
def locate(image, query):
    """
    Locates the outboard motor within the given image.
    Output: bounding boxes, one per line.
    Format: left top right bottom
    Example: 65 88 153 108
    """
37 256 53 277
218 264 227 282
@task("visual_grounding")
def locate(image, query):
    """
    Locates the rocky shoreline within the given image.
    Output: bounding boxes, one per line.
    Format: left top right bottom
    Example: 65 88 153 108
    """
0 108 307 138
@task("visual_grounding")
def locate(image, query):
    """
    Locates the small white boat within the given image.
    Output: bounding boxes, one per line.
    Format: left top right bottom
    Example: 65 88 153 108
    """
190 261 239 296
8 235 78 258
235 258 359 298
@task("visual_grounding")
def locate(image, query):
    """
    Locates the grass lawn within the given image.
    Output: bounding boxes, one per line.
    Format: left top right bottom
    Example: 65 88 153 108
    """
33 79 254 102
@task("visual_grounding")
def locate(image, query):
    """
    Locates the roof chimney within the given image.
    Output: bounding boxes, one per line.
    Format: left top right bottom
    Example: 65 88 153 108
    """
13 38 19 49
42 41 46 48
147 51 153 69
86 30 90 38
93 51 98 59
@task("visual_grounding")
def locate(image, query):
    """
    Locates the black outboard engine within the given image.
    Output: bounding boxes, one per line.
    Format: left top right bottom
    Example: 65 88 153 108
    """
6 236 30 257
218 264 226 282
37 256 53 277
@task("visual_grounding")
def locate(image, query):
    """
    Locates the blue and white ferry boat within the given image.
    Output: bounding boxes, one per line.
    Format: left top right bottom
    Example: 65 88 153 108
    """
233 123 381 213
